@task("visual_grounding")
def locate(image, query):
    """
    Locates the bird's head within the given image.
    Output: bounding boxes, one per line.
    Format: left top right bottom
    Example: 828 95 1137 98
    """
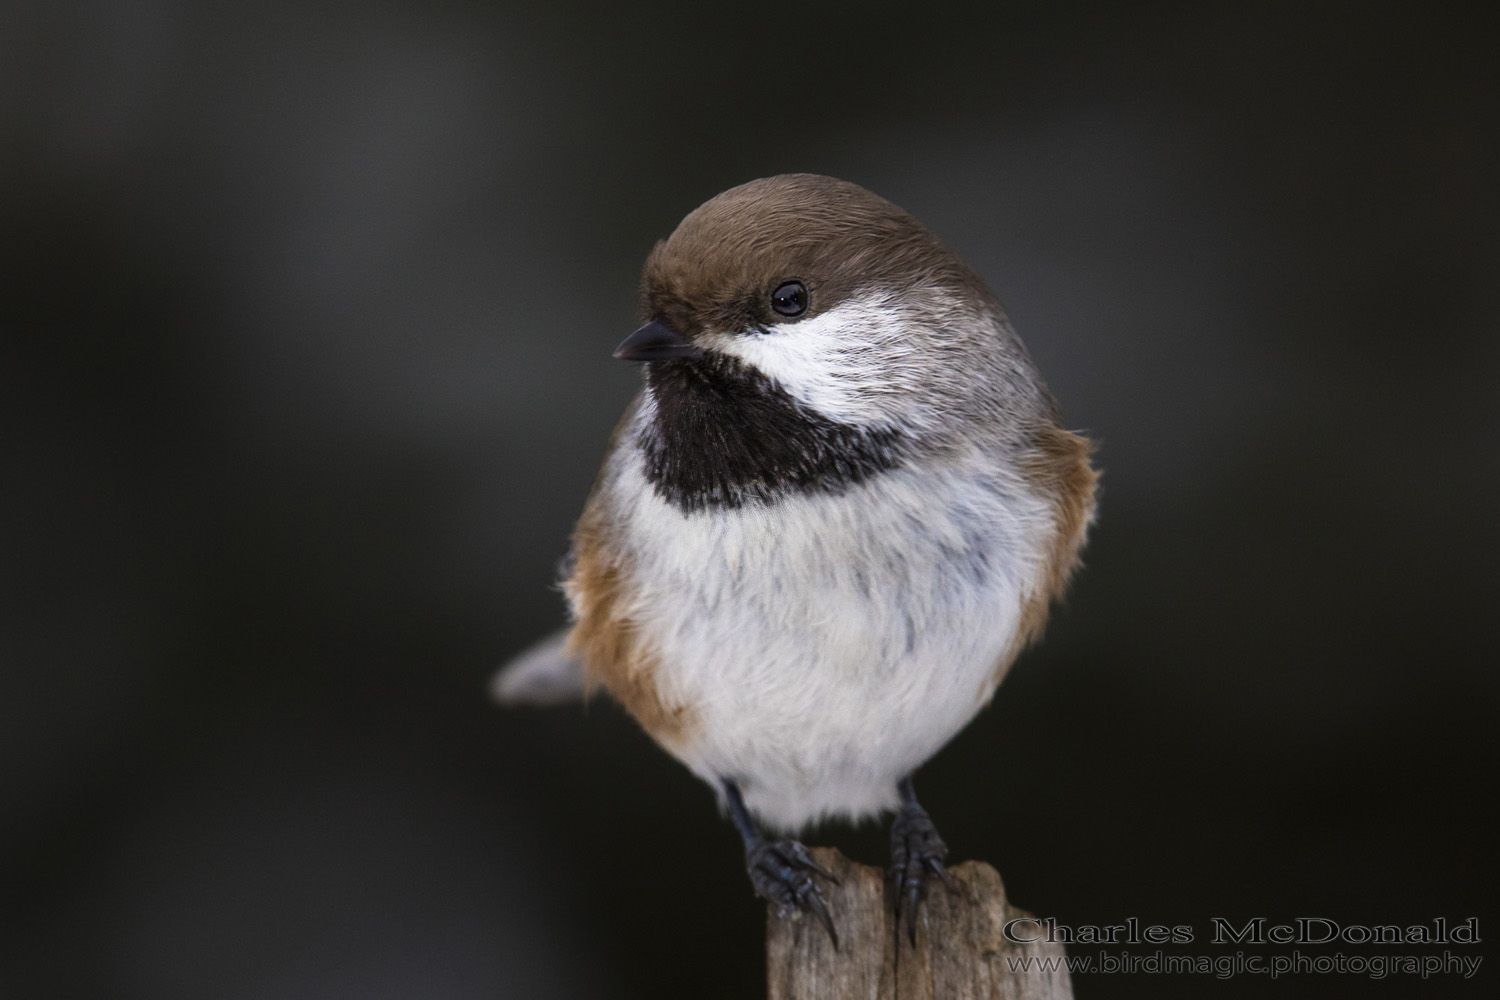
619 174 1047 439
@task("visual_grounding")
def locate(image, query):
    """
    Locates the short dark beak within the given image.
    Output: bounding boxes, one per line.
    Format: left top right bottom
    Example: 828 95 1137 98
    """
613 319 702 361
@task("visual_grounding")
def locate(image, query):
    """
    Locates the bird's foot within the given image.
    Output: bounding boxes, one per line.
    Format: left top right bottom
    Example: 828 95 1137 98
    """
889 802 957 945
746 839 839 948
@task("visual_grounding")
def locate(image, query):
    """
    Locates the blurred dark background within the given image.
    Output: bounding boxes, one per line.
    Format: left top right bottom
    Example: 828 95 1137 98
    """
3 1 1496 997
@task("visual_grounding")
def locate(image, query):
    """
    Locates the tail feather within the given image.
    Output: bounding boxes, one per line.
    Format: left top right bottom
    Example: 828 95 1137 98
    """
490 628 586 705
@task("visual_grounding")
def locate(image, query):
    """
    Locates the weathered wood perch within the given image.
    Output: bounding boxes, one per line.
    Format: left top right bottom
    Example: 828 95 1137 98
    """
767 848 1073 1000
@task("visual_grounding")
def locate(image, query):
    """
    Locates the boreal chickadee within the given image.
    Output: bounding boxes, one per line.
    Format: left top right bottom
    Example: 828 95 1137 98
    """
495 174 1097 945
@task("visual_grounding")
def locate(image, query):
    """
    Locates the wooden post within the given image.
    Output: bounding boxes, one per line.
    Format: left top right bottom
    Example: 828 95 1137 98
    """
767 848 1073 1000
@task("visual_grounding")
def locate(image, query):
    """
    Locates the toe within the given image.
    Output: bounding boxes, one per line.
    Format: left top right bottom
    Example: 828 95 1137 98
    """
747 841 839 946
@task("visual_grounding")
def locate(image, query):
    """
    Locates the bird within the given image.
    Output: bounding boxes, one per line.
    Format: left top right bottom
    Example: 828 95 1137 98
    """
493 173 1097 945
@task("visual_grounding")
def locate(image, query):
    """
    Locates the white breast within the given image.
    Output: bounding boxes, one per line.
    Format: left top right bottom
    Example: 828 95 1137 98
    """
591 407 1057 832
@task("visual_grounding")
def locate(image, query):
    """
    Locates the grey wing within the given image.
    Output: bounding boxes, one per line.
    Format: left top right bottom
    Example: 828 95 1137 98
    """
490 627 586 705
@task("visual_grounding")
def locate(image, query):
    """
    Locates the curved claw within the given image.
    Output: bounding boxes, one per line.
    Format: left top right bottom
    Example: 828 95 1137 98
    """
929 856 958 892
781 841 840 885
803 884 839 949
904 877 923 946
748 840 840 949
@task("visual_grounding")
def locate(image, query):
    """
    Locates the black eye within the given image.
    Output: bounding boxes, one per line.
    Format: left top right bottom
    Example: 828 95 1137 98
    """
770 281 808 318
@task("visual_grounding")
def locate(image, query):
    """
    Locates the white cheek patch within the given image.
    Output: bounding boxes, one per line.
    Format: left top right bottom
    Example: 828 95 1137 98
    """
701 295 930 427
